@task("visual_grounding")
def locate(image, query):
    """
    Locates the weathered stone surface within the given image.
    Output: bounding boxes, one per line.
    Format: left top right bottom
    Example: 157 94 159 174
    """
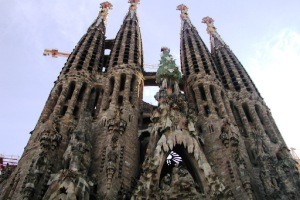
1 2 299 200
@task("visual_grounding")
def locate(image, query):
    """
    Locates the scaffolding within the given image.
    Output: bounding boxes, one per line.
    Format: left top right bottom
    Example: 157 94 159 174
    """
0 154 19 175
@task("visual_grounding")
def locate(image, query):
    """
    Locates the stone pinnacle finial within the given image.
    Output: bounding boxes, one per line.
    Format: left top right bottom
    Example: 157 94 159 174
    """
129 0 140 11
202 16 216 35
95 1 113 26
176 4 189 21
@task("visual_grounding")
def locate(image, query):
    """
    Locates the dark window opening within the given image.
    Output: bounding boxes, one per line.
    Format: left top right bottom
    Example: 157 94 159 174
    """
210 85 217 104
215 107 221 117
77 83 87 102
60 106 68 116
230 101 247 137
242 103 253 123
120 74 126 92
66 82 76 101
92 88 101 118
255 105 265 125
199 85 207 101
109 77 115 95
159 145 204 194
209 125 214 133
73 106 79 119
130 75 136 92
190 87 198 112
204 105 210 116
118 95 123 106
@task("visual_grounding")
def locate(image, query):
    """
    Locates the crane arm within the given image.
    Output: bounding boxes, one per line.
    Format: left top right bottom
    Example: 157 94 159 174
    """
43 49 70 58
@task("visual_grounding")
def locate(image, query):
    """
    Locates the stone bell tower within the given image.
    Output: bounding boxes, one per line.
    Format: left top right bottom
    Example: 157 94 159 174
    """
0 2 114 199
201 15 300 199
89 0 144 199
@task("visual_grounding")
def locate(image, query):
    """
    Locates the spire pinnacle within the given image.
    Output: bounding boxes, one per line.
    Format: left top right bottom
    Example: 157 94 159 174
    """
177 4 192 27
202 16 216 35
129 0 140 11
95 1 113 26
202 16 227 49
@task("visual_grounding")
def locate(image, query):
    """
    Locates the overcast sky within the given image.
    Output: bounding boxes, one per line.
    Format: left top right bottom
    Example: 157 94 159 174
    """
0 0 300 158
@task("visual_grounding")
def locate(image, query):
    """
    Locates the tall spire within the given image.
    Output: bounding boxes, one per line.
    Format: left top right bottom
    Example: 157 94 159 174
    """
61 2 112 75
202 16 260 95
108 0 143 69
177 4 220 79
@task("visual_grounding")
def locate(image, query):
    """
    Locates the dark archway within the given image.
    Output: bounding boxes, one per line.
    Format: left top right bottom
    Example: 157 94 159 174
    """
159 144 204 193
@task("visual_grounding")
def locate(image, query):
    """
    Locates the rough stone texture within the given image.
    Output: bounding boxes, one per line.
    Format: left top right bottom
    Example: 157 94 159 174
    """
1 2 299 200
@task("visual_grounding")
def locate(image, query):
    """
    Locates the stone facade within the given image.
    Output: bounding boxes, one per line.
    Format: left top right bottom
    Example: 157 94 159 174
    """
0 1 299 200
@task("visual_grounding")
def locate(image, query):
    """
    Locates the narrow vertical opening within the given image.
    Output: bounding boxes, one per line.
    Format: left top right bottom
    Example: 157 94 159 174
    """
120 74 126 92
60 82 75 117
66 82 76 101
190 87 198 113
73 106 79 119
92 88 101 118
209 125 214 133
230 101 247 137
242 103 253 123
199 85 207 101
255 105 265 125
210 85 217 104
109 77 115 96
77 83 87 102
43 85 62 121
118 96 123 106
221 91 229 115
60 106 68 116
130 75 136 92
204 105 210 117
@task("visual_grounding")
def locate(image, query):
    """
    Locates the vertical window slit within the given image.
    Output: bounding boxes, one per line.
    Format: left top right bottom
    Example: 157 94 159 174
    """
242 103 253 123
230 101 247 137
66 82 76 101
77 83 87 102
120 74 126 92
210 85 217 104
199 85 207 101
109 77 115 96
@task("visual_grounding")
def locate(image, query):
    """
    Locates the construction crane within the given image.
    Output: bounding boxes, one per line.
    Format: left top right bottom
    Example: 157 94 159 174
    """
0 154 19 175
43 48 159 68
43 49 70 58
